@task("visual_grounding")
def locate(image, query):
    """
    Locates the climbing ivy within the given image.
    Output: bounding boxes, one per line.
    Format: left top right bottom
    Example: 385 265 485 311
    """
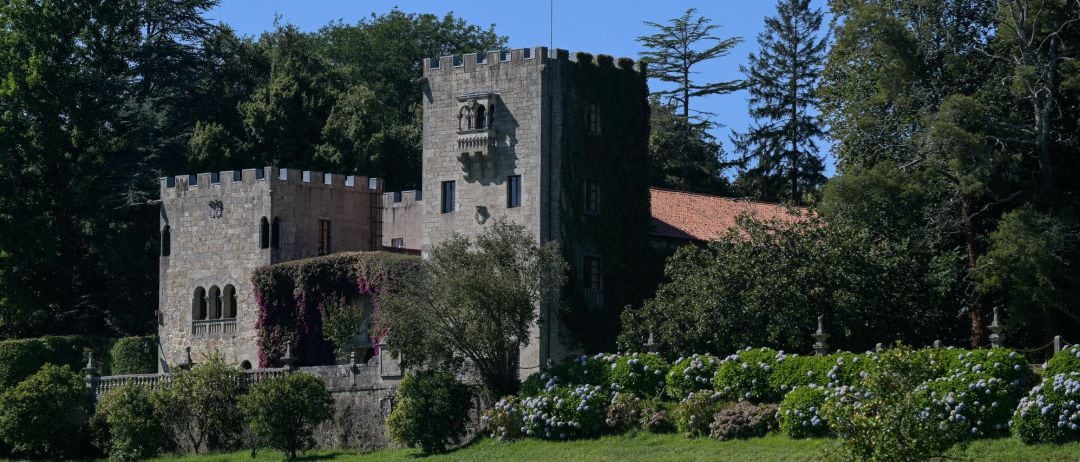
251 251 417 367
556 52 658 352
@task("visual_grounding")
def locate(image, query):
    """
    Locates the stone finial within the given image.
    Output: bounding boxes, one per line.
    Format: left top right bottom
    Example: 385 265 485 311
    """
178 346 193 370
83 350 98 378
989 306 1005 348
875 343 884 352
812 315 830 356
644 330 659 354
1055 335 1063 354
282 344 297 372
933 340 942 349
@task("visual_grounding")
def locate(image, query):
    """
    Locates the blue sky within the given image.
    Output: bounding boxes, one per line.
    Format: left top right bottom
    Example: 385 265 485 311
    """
208 0 835 176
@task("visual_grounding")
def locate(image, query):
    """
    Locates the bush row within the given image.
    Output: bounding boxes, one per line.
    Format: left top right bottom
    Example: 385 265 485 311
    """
0 335 157 389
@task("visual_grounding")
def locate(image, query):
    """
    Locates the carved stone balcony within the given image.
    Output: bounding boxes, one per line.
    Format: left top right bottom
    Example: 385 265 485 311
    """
583 288 604 307
456 129 496 152
192 319 237 337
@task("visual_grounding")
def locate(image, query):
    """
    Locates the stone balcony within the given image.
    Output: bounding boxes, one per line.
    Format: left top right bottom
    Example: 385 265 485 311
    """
456 129 497 152
192 319 237 337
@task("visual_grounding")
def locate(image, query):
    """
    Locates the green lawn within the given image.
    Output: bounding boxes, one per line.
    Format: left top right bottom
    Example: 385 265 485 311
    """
148 433 1080 462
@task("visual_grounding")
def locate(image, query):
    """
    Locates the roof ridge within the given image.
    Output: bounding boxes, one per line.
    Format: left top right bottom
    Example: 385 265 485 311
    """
648 187 806 209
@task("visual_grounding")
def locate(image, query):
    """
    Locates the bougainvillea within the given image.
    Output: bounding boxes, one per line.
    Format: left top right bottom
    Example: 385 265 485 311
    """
251 251 417 367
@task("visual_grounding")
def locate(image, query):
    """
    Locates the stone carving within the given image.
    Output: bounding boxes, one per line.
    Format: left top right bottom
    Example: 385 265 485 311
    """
208 200 223 218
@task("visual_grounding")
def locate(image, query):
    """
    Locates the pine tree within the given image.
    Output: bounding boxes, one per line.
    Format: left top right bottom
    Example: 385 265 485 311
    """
732 0 828 204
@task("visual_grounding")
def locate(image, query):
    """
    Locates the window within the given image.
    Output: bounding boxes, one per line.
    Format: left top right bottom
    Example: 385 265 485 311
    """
586 101 600 134
475 105 486 129
507 175 522 208
391 238 405 248
585 180 600 213
441 181 456 213
583 256 602 290
166 176 176 188
188 174 198 186
208 286 222 319
271 218 281 249
223 285 237 319
259 217 270 249
318 219 331 256
192 287 207 321
459 106 471 131
161 225 171 257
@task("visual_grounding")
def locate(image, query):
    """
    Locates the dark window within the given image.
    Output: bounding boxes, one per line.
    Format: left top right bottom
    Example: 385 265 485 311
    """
208 286 222 319
429 57 440 69
391 238 405 248
223 285 237 319
415 190 423 201
441 181 456 213
210 171 220 184
488 104 496 129
271 218 281 249
453 55 463 67
161 225 171 257
507 175 522 208
586 101 600 134
500 50 511 62
240 360 252 370
585 180 599 213
476 53 487 64
192 287 207 321
476 105 486 129
166 176 176 188
523 48 534 59
318 219 331 256
583 256 602 290
233 170 243 182
259 217 270 249
188 174 198 186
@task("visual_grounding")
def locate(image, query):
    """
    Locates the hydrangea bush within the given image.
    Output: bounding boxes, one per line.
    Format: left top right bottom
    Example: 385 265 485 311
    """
609 353 670 398
520 385 610 439
1011 374 1080 444
778 385 830 438
665 354 720 400
482 396 524 441
712 347 780 402
521 354 615 397
709 401 778 440
604 392 642 432
674 390 727 437
1045 344 1080 378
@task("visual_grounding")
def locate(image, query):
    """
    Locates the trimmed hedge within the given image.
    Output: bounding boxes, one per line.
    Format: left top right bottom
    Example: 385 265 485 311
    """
109 336 157 375
665 354 720 400
0 335 155 389
1046 344 1080 377
713 348 781 402
779 385 830 438
609 353 669 398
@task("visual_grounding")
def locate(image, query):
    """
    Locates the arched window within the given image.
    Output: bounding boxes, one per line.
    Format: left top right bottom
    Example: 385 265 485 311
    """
208 286 222 319
586 101 600 134
475 105 486 129
161 225 171 257
192 287 207 321
259 217 270 249
458 106 472 131
271 218 281 249
488 104 496 129
239 360 252 370
223 285 237 319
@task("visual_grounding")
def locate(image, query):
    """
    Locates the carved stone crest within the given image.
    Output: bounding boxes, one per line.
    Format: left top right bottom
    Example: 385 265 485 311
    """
208 200 223 218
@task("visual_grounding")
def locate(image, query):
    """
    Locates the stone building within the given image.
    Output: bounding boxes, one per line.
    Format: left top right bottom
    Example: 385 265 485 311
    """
157 167 383 370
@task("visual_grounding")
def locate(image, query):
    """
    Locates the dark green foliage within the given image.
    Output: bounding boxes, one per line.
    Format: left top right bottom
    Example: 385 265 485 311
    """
386 370 472 454
778 386 830 438
151 355 243 453
610 353 670 398
605 392 644 433
639 398 677 433
709 401 778 440
0 364 87 459
252 251 417 367
1046 345 1080 377
648 98 731 195
109 336 157 375
380 220 565 398
519 384 611 439
1011 373 1080 444
91 383 164 462
713 348 781 402
665 354 720 400
521 354 614 397
732 0 828 204
674 391 727 437
0 335 121 388
239 373 334 460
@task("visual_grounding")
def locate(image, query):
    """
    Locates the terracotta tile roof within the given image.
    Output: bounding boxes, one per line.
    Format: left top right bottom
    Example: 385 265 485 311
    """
650 188 807 242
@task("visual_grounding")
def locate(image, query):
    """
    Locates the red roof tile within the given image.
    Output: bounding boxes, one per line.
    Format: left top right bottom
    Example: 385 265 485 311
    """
649 188 807 242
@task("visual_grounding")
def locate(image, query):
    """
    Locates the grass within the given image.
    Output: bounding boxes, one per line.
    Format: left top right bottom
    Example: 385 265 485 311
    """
146 433 1080 462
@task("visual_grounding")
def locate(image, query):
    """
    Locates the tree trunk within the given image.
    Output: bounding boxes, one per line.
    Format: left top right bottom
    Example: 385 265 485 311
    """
961 195 984 347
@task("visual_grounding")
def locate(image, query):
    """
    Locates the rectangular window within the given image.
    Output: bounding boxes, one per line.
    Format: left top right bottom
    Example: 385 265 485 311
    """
391 238 405 248
507 175 522 208
585 180 599 214
188 174 198 186
586 102 600 134
318 220 331 256
441 181 456 213
583 256 602 290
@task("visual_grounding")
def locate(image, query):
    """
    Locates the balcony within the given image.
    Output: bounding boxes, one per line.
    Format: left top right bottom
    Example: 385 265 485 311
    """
583 288 604 307
192 319 237 337
456 129 496 151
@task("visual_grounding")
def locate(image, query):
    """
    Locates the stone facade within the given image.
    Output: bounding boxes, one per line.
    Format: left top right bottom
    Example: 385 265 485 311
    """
380 190 423 251
158 168 382 371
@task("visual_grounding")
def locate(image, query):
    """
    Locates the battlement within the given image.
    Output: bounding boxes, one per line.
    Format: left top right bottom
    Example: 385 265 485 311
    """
160 167 383 196
422 46 646 76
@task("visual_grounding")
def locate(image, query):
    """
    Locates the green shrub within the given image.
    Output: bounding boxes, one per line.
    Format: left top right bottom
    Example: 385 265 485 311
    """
610 353 669 397
821 346 958 461
674 390 726 437
109 336 157 375
1011 373 1080 444
925 372 1015 440
778 385 830 438
639 398 676 433
521 354 614 397
0 336 94 388
151 355 243 453
0 363 87 459
665 354 720 400
91 383 164 462
483 396 524 441
520 384 610 439
1045 344 1080 377
386 370 472 453
239 373 334 459
712 348 780 402
709 401 778 440
605 391 642 433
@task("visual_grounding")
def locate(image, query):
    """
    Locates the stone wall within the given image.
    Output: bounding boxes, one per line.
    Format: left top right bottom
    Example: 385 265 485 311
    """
381 190 423 251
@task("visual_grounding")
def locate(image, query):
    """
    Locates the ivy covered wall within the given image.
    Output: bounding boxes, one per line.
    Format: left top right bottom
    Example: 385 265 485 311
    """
251 251 417 367
556 53 657 352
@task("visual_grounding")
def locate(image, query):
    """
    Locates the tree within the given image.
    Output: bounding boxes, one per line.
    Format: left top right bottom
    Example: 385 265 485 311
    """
732 0 828 204
379 219 566 397
385 370 472 454
239 373 334 460
151 355 243 453
638 8 743 119
0 364 86 458
648 98 730 194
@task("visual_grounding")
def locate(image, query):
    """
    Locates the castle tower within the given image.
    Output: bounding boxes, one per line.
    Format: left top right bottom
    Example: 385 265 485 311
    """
417 48 652 374
157 167 383 371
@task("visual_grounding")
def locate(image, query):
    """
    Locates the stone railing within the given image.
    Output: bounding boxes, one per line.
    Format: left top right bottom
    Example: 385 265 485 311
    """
583 288 603 307
191 319 237 337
